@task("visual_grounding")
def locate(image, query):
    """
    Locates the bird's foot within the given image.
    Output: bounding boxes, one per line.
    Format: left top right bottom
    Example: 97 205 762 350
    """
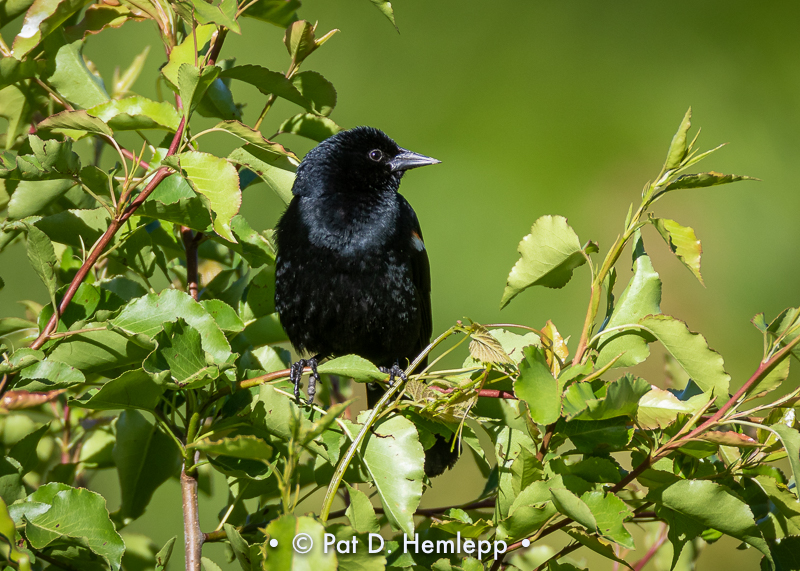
290 357 320 404
379 363 407 387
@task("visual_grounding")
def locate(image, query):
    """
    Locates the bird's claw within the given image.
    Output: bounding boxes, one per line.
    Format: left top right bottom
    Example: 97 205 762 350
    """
290 357 320 404
379 364 407 387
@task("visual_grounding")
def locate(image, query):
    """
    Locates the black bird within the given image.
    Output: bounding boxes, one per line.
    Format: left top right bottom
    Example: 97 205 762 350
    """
274 126 459 477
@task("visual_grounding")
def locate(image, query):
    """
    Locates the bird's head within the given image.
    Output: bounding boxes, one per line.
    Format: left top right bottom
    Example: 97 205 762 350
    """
293 126 440 197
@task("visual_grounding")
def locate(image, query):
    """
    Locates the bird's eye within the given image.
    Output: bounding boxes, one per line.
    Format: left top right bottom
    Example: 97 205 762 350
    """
368 149 383 162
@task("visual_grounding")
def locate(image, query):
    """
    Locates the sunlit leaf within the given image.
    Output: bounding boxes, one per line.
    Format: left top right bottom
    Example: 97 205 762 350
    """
664 107 692 171
12 0 93 58
317 354 385 382
652 218 703 284
514 346 560 425
664 171 757 192
275 112 342 142
88 96 181 131
41 38 110 109
291 71 336 116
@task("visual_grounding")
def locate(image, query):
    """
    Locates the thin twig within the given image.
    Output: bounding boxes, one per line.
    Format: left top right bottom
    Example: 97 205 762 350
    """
181 465 203 571
182 227 202 300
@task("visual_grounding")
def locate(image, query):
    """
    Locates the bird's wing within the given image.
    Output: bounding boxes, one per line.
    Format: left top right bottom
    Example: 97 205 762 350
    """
405 203 433 360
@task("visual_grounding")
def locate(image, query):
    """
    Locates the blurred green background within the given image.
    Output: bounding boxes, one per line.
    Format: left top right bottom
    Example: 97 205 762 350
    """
3 0 799 569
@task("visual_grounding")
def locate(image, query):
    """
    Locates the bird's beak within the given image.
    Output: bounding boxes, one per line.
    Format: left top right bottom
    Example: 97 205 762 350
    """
389 149 441 173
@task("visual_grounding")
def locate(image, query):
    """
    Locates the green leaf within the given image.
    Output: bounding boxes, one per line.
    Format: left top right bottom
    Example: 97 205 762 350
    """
261 515 337 571
228 144 296 204
595 231 661 369
664 171 758 192
639 314 730 403
566 529 632 569
514 345 560 425
37 109 113 137
88 96 181 131
178 63 221 119
664 108 692 171
161 24 217 87
223 523 251 571
48 325 150 373
571 374 651 421
468 324 513 364
8 423 49 475
0 82 37 148
501 215 589 308
16 359 85 391
276 112 342 142
0 56 42 90
201 299 244 333
652 218 703 284
139 174 213 233
71 368 164 411
291 71 336 116
283 20 336 66
344 482 380 534
550 488 596 531
768 424 800 501
185 0 240 33
1 135 81 181
215 120 299 160
636 388 703 430
0 348 44 374
155 536 177 571
0 0 36 27
65 3 132 42
14 484 125 571
25 224 58 311
144 319 222 389
242 0 299 27
190 434 272 460
11 0 93 58
113 410 181 521
581 491 634 549
317 355 385 382
366 0 396 28
344 413 424 536
564 418 633 454
35 206 110 248
41 37 110 109
221 64 308 109
112 289 232 362
648 479 772 561
228 215 277 267
169 151 241 242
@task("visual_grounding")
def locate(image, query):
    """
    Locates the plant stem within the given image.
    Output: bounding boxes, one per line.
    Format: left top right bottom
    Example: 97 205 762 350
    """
181 464 203 571
30 118 186 350
182 227 202 300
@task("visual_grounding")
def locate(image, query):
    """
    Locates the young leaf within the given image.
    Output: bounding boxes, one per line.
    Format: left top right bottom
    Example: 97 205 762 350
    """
283 20 316 64
112 45 150 98
595 231 661 369
768 424 800 500
664 108 692 171
37 109 113 137
581 491 634 549
143 319 222 388
636 388 701 430
501 215 589 309
514 346 560 425
275 112 342 142
638 314 730 403
168 151 241 242
652 218 703 284
155 536 177 571
663 171 757 192
367 0 397 29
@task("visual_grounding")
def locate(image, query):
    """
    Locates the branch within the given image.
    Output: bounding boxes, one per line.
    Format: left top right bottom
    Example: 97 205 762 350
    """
30 118 186 350
428 385 517 399
181 465 203 571
632 525 667 571
327 497 496 521
182 227 202 300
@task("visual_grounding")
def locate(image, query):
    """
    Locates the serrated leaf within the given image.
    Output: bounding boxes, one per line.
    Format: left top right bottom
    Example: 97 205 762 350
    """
144 319 221 389
66 3 133 41
275 112 342 142
160 23 216 87
262 515 336 571
514 345 560 425
12 0 93 58
652 218 703 284
648 479 772 562
596 230 661 369
317 354 385 382
214 121 299 160
113 410 180 521
15 484 125 570
566 529 633 569
88 96 181 131
184 0 240 33
639 314 730 403
501 215 588 308
283 20 316 64
581 490 634 549
178 63 221 119
169 151 241 242
469 324 512 364
664 171 757 192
